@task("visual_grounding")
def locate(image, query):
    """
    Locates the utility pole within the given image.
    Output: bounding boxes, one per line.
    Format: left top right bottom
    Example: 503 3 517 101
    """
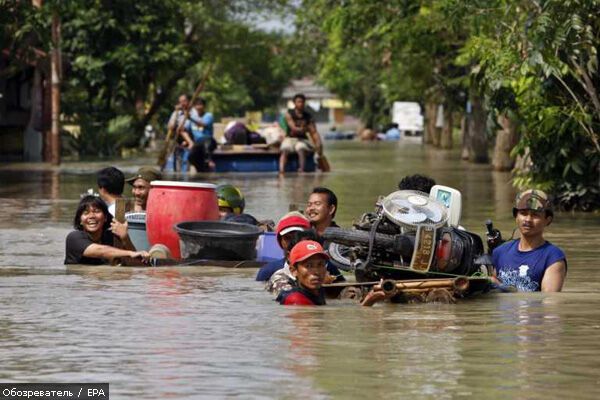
50 10 61 165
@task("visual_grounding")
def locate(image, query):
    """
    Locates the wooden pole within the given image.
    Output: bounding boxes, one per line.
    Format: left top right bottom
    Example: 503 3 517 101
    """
111 198 128 266
50 11 61 166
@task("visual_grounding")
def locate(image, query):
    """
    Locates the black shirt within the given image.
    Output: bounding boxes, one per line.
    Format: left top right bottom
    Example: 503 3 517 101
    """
287 109 314 139
64 230 114 265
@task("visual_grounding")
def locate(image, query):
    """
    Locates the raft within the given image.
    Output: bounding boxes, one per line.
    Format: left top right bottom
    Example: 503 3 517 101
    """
212 145 316 173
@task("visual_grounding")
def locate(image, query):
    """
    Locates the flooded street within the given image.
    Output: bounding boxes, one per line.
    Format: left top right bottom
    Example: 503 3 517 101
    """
1 141 599 399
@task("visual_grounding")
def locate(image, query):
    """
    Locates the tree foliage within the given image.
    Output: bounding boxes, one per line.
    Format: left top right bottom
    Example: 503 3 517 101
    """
3 0 292 156
295 0 600 209
456 0 600 210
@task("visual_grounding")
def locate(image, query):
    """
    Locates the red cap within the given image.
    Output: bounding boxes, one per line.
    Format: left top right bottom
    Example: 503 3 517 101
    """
289 240 329 266
275 214 311 238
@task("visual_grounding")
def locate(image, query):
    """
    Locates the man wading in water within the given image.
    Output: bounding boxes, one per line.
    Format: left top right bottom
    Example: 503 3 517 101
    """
277 240 392 306
126 167 162 212
492 190 567 292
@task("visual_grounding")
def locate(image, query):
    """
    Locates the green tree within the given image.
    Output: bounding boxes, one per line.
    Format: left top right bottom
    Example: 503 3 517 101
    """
4 0 290 156
457 0 600 209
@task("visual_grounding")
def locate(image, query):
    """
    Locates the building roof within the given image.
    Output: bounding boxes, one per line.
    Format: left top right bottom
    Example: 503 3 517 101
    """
281 77 336 100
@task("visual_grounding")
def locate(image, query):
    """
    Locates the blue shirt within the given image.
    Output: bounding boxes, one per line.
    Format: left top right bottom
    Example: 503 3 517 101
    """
256 258 285 281
385 127 401 140
186 112 214 141
492 240 566 292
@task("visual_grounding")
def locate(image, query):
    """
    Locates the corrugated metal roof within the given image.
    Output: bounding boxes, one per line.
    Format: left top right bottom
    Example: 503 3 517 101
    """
281 77 336 100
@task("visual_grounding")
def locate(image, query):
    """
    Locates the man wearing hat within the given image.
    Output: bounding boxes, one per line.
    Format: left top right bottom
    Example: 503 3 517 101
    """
492 189 566 292
126 167 162 212
277 240 395 306
256 212 313 282
256 212 344 294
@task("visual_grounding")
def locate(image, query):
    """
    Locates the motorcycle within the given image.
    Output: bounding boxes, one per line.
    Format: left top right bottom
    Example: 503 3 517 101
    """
323 189 499 284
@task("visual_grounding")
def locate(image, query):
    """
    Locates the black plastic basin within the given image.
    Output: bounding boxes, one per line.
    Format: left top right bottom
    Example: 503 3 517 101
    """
174 221 262 261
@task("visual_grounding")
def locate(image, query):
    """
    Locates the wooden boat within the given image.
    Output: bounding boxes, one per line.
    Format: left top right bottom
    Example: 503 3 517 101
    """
212 144 316 173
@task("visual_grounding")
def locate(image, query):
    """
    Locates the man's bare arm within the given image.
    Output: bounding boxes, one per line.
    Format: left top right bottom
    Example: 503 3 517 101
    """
541 260 567 292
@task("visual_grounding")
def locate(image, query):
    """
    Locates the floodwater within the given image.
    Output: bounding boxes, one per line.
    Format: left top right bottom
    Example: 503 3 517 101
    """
1 141 599 399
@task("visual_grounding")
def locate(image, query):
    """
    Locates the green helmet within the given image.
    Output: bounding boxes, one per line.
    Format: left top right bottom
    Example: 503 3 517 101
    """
216 184 245 214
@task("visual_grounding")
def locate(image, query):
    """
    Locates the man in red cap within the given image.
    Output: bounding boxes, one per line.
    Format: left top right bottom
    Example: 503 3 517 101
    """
277 240 330 305
256 212 345 295
277 240 393 306
256 212 312 282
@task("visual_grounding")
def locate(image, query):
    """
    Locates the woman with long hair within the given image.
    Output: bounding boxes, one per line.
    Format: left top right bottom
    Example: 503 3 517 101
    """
64 195 149 265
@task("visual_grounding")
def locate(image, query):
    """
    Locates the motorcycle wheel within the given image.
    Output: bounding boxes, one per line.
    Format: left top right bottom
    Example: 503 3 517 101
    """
328 242 354 272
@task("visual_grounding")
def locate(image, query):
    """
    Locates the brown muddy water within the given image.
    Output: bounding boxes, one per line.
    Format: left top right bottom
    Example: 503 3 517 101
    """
1 141 599 399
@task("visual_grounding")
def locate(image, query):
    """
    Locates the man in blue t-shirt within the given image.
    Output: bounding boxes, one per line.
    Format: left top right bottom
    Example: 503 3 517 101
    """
492 189 566 292
185 97 216 171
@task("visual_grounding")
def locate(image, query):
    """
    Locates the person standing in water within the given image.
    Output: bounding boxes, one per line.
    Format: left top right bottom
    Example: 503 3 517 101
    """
492 190 567 292
125 167 162 212
277 240 391 306
65 195 149 265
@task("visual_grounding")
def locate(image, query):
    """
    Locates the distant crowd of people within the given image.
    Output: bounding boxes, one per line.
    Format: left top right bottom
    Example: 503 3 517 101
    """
65 166 567 307
162 92 325 175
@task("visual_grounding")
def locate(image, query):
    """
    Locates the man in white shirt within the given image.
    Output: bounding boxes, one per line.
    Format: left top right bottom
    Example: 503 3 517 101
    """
96 167 125 216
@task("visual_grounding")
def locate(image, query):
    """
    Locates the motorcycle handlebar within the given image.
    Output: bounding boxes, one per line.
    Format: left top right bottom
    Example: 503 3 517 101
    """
485 219 494 235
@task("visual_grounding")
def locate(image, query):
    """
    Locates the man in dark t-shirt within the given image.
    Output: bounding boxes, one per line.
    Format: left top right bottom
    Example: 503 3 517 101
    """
279 93 323 173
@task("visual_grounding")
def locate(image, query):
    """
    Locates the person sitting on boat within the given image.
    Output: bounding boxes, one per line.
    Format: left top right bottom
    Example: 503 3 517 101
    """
216 184 259 226
278 93 324 174
126 167 162 212
96 167 126 217
64 195 149 265
398 174 436 193
186 97 216 172
492 190 567 292
166 93 198 172
306 187 339 237
224 121 267 145
277 240 390 307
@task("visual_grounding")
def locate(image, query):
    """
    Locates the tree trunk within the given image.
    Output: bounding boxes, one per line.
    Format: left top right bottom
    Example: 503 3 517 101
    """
492 114 519 171
136 71 187 135
460 115 469 159
24 68 43 162
468 92 488 163
50 12 61 166
440 107 453 149
424 101 436 144
431 104 442 147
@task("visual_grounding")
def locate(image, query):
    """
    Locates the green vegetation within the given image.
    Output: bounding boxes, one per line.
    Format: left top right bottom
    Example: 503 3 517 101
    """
294 0 600 210
3 0 599 209
3 0 293 156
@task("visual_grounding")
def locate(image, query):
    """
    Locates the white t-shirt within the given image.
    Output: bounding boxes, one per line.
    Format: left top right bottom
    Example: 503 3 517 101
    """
107 202 115 217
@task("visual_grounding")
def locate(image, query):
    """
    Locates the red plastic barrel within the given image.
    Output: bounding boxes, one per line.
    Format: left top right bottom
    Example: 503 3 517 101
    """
146 181 219 258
